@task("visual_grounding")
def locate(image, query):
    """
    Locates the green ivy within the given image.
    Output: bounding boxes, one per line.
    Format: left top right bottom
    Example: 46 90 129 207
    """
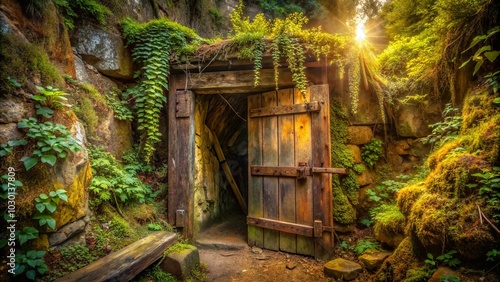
122 18 201 162
14 250 47 280
422 104 463 147
88 146 156 210
361 138 384 168
33 190 68 229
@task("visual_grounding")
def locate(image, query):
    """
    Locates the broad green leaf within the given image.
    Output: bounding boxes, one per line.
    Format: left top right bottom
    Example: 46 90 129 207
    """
484 51 500 62
41 155 57 166
21 156 38 170
35 203 45 213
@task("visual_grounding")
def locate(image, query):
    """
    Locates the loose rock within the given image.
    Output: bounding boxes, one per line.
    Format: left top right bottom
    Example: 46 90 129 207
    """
358 252 392 270
324 258 362 281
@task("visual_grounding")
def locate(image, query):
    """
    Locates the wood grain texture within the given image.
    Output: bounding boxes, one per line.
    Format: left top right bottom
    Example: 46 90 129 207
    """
248 94 264 248
56 232 177 282
310 84 334 260
168 87 195 237
294 88 315 256
262 90 279 251
247 216 312 237
278 88 297 253
249 101 320 118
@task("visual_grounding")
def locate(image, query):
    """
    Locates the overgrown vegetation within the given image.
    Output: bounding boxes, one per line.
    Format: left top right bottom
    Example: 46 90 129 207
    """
88 146 158 213
122 18 202 162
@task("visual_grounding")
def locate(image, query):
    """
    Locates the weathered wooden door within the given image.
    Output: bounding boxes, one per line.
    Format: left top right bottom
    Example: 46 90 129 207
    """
247 84 345 259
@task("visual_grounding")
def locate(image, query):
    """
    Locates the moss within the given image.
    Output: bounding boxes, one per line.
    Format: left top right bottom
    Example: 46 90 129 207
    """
404 266 434 282
373 204 405 236
76 97 99 136
397 182 426 217
330 102 360 225
164 243 195 256
332 178 356 224
374 237 419 282
407 193 450 252
426 153 488 198
0 33 63 92
426 140 461 170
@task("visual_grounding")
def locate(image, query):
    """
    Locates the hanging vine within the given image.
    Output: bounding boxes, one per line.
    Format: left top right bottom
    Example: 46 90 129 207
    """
122 18 201 162
228 1 348 96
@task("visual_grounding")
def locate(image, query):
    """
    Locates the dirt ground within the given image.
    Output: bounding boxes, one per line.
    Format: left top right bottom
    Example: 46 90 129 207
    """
194 214 372 282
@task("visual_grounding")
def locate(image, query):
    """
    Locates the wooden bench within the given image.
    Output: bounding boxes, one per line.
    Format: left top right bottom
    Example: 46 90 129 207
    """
56 231 177 282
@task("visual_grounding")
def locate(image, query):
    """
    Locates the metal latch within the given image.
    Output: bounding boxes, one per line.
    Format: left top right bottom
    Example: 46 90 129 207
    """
297 162 308 180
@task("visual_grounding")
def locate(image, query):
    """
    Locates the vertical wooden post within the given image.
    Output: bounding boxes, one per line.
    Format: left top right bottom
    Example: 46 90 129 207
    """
168 76 195 238
310 84 334 260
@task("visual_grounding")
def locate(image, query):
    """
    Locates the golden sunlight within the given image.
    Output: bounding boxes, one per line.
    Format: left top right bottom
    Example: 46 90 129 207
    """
355 22 366 42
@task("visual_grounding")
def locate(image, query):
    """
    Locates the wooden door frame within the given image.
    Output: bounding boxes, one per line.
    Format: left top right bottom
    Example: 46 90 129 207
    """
167 62 330 241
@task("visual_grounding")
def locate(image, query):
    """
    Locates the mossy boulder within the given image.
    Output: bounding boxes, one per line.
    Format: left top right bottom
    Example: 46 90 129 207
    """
374 238 419 282
324 258 362 280
396 183 426 217
373 204 405 249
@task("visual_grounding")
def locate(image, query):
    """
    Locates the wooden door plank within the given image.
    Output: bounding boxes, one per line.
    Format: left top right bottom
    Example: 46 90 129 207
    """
294 88 315 256
262 90 280 251
278 88 297 253
248 94 264 248
311 84 334 260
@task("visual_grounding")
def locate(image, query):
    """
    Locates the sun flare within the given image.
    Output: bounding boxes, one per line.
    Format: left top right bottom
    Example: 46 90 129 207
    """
355 22 366 42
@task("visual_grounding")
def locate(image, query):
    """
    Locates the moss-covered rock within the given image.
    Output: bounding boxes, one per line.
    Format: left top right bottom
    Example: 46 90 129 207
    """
373 204 405 249
374 237 420 282
426 153 489 198
396 182 426 217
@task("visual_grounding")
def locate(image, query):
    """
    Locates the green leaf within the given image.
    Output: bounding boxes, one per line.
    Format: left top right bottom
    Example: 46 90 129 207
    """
36 107 54 118
35 203 45 213
473 60 484 76
41 155 57 166
494 97 500 105
21 156 38 170
26 270 36 280
473 45 491 57
46 218 56 229
484 51 500 62
46 202 57 213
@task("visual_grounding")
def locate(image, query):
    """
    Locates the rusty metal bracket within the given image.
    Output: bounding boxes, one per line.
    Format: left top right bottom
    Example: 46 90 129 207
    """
297 162 308 180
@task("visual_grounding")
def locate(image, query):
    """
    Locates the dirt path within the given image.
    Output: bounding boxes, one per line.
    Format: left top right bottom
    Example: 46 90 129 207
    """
194 214 335 282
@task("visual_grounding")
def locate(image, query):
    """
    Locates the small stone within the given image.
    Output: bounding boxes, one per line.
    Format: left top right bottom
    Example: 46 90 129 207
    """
251 246 263 254
428 266 459 282
286 262 297 270
347 126 373 145
324 258 362 281
346 145 362 163
358 252 392 270
161 245 200 281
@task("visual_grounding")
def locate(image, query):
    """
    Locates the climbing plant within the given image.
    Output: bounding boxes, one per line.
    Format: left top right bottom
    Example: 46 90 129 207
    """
122 18 201 162
229 1 347 96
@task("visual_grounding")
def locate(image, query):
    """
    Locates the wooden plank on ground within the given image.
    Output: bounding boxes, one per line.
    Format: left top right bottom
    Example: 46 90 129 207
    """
278 88 297 253
262 90 279 251
56 232 178 282
311 84 334 260
248 94 264 248
294 88 315 256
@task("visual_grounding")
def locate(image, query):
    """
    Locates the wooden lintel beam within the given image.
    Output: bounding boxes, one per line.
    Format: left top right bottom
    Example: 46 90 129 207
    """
247 216 313 237
250 101 321 118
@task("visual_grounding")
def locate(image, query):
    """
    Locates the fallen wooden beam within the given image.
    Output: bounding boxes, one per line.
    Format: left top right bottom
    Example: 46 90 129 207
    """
211 129 248 214
55 231 177 282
